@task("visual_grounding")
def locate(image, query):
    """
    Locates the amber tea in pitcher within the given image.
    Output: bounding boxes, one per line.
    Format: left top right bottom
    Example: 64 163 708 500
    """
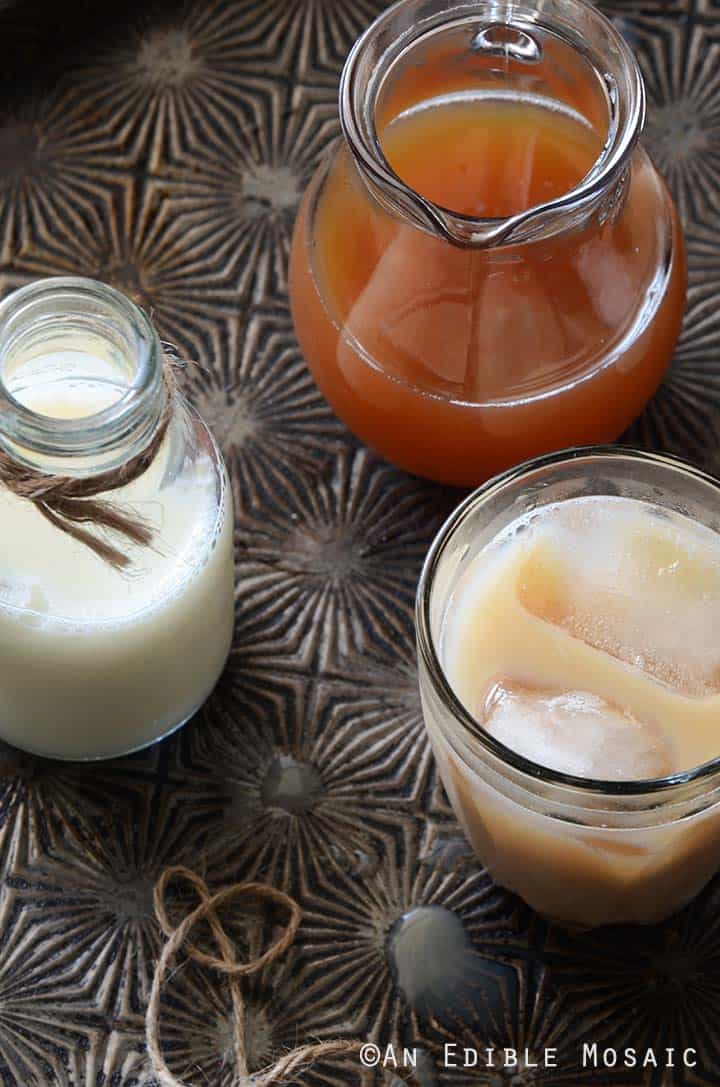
289 0 686 486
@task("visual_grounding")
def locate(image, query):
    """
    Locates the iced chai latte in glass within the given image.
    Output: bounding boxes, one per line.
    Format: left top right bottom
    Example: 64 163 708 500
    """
417 451 720 928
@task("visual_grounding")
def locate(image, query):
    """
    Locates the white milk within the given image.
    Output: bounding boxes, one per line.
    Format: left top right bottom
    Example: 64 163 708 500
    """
0 367 234 759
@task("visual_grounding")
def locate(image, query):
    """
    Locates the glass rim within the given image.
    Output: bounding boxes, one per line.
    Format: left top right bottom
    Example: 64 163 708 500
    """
339 0 645 247
0 276 164 459
415 445 720 797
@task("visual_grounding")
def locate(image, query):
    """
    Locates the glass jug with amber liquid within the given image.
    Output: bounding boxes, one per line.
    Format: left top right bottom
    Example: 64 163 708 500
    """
289 0 686 486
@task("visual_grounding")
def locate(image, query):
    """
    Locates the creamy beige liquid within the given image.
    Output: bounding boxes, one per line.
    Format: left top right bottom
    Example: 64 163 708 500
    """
430 496 720 926
445 497 720 776
0 358 234 759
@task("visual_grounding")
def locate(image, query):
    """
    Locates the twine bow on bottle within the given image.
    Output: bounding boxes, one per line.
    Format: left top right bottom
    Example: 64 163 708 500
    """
0 369 176 571
148 866 419 1086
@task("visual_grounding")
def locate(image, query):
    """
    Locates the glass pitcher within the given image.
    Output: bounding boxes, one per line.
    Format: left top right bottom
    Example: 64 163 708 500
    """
289 0 686 486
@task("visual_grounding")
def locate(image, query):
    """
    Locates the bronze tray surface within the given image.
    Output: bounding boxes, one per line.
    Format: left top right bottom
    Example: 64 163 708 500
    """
0 0 718 1083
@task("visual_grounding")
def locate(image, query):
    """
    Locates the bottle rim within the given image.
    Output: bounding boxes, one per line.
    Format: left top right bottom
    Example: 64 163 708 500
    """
339 0 645 247
0 277 165 467
415 445 720 803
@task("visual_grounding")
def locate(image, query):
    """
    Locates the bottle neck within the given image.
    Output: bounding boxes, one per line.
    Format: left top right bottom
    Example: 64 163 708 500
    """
0 277 166 477
339 0 644 247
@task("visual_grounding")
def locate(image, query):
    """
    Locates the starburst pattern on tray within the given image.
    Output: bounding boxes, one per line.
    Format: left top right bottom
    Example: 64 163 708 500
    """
0 747 155 879
80 1029 146 1087
0 886 99 1086
167 665 410 895
60 0 306 170
540 878 720 1087
234 445 451 670
611 14 720 222
625 278 720 463
601 0 698 14
292 0 388 83
299 820 522 1045
316 642 434 808
429 963 629 1087
0 175 238 363
145 942 360 1087
149 82 338 300
7 782 223 1023
179 310 346 512
0 0 717 1084
0 88 133 264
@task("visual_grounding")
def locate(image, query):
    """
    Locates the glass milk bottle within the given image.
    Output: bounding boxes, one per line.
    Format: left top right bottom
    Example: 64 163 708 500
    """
0 277 234 760
289 0 686 486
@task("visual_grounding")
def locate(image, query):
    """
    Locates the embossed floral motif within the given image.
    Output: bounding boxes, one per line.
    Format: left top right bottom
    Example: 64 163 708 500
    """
539 877 720 1085
317 643 433 806
1 176 238 363
62 1 298 169
0 1 716 1085
611 16 720 222
601 0 700 14
300 820 519 1045
0 886 98 1086
150 82 339 299
430 964 611 1087
179 310 346 511
234 445 451 669
168 666 411 894
292 0 388 83
143 942 356 1087
0 90 133 265
8 783 224 1021
685 218 720 287
0 747 154 878
626 203 720 464
84 1030 147 1087
624 278 720 464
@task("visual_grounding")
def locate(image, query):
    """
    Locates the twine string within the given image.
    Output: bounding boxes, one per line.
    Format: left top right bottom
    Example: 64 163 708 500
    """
0 369 176 570
148 866 419 1086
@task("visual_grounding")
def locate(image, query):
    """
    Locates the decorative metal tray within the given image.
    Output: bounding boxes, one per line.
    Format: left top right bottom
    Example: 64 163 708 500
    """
0 0 718 1083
